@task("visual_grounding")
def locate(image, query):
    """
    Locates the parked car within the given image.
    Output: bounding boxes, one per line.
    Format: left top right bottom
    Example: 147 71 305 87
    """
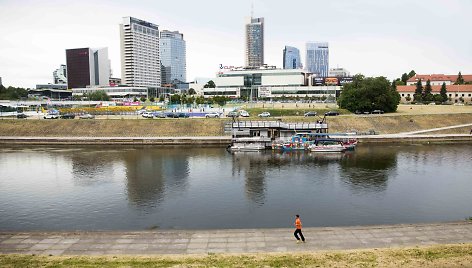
239 110 250 117
153 112 166 118
166 112 178 118
258 112 271 117
371 110 384 114
205 112 220 118
142 111 154 118
44 113 59 119
17 113 28 119
60 113 75 119
227 111 239 118
79 113 95 119
304 111 317 117
324 111 340 116
177 112 190 118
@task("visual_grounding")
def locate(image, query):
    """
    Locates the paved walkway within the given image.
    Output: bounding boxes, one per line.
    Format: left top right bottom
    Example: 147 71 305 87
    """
1 222 471 256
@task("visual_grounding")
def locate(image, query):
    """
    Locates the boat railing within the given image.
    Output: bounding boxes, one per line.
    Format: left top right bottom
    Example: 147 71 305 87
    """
231 121 328 130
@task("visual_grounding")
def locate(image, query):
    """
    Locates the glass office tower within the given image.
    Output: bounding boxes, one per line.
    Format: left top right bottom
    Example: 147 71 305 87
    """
159 30 187 85
283 46 302 69
305 42 329 77
245 17 264 68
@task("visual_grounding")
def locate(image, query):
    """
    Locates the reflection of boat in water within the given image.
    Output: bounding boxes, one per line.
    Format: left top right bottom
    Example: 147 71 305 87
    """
309 139 347 153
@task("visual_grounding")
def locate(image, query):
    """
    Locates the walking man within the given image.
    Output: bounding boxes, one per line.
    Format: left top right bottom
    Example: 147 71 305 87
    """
294 214 305 243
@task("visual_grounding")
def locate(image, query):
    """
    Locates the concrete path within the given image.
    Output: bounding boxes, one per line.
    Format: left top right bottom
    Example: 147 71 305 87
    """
1 222 471 256
398 123 472 135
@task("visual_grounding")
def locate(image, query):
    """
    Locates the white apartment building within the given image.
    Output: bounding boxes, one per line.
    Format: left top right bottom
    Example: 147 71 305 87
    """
120 17 161 87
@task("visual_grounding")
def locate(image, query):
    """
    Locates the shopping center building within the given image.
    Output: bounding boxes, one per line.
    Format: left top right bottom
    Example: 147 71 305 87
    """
204 66 350 99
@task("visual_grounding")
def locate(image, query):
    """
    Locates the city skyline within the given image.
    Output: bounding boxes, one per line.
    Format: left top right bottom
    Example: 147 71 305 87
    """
0 0 471 88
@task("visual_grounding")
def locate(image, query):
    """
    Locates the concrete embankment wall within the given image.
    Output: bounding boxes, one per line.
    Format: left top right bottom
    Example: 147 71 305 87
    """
0 113 471 145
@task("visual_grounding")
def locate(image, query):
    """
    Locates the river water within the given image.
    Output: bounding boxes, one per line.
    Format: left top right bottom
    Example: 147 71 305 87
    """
0 145 471 231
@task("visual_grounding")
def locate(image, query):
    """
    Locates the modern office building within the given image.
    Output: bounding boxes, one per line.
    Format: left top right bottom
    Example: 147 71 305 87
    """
159 30 187 85
306 42 329 77
65 48 110 89
53 64 67 84
120 17 161 87
0 77 2 86
245 17 264 68
329 67 350 77
203 66 343 99
283 46 302 69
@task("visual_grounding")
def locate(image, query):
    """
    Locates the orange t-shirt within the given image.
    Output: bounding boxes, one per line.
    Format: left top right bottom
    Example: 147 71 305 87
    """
295 218 302 229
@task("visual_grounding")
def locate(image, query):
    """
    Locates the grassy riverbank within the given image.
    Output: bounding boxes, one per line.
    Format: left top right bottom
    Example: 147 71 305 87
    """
1 113 472 137
1 244 471 267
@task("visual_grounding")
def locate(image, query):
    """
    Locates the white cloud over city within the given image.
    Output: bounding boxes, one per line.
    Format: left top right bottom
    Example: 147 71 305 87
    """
0 0 471 88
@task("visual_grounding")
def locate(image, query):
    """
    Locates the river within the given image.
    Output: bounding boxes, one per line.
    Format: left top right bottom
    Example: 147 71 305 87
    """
0 144 471 231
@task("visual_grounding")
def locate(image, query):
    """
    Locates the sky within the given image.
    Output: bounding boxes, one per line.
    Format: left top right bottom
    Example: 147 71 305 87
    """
0 0 471 88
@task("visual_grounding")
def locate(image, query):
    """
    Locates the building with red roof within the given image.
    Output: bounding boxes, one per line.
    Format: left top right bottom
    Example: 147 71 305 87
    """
397 84 472 104
406 74 472 86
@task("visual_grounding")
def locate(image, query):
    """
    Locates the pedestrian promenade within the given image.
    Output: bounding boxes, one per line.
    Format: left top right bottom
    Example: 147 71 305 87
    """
1 222 471 256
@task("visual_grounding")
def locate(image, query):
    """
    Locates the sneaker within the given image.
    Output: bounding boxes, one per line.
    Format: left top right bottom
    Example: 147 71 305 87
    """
296 240 300 244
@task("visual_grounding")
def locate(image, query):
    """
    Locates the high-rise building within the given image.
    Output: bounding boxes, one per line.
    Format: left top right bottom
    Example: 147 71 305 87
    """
305 42 329 77
283 46 302 69
53 64 67 84
160 30 187 85
120 17 161 87
245 17 264 68
65 48 110 89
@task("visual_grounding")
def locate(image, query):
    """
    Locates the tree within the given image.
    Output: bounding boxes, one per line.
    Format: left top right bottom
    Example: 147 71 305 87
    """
433 94 443 103
140 96 146 102
414 79 423 102
408 70 416 79
150 97 155 102
195 96 205 105
170 94 181 104
86 90 110 101
405 95 412 102
204 80 216 88
423 79 433 102
337 75 400 113
440 82 448 103
455 71 464 85
401 73 409 85
0 85 29 100
159 95 165 102
188 88 196 95
212 96 228 107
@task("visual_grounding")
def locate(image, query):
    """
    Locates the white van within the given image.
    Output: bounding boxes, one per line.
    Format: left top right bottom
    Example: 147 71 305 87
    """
239 110 250 117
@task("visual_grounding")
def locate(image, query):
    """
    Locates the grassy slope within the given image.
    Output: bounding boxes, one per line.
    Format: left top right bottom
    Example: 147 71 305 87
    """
1 244 471 267
0 113 471 137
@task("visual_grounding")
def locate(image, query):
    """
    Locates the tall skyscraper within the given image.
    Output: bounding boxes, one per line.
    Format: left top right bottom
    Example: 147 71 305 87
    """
159 30 187 85
245 17 264 68
53 64 67 84
66 48 110 89
283 46 302 69
120 17 161 87
305 42 329 77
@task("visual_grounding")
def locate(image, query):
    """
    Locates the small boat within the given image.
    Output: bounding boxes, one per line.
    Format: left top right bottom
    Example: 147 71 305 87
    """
309 139 346 153
228 137 269 152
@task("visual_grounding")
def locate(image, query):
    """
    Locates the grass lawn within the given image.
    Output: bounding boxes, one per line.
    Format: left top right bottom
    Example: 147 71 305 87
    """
1 244 471 267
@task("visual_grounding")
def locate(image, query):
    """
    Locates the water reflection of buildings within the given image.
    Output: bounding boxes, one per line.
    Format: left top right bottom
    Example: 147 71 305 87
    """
124 149 189 209
71 150 118 185
339 146 398 193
